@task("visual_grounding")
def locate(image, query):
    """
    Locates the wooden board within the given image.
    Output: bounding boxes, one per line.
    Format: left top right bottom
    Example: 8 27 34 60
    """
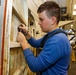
10 14 20 42
12 0 28 25
9 0 29 74
9 48 27 75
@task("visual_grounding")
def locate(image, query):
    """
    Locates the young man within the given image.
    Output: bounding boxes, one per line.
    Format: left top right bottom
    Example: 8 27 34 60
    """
17 1 71 75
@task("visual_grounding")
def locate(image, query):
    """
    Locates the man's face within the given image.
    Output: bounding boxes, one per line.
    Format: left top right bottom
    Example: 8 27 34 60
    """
38 11 52 33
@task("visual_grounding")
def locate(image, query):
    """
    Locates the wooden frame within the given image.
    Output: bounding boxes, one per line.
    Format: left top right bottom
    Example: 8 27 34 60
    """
12 3 26 25
1 0 30 75
0 0 6 75
10 42 21 48
1 0 36 75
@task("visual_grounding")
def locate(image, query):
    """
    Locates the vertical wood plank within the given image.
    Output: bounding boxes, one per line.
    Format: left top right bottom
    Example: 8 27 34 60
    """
3 0 12 75
0 0 5 74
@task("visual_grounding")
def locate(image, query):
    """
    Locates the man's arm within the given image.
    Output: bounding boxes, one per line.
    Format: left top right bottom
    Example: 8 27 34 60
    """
18 24 42 48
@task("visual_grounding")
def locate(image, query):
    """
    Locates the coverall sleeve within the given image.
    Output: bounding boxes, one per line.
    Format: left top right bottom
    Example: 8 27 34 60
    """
23 39 63 72
27 37 43 48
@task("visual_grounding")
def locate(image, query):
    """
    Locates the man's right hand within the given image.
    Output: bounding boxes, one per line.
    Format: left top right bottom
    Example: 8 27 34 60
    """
17 32 29 50
18 24 26 31
18 24 28 35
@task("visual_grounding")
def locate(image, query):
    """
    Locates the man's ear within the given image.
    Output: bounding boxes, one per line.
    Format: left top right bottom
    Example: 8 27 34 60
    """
51 17 56 25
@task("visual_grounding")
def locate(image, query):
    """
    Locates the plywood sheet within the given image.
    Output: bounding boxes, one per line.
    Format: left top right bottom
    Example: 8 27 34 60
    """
9 48 27 75
10 14 20 42
12 0 28 25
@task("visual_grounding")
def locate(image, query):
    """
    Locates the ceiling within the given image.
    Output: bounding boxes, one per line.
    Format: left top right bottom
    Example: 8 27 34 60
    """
27 0 46 21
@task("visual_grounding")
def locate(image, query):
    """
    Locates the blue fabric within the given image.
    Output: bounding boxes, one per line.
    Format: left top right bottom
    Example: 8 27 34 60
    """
23 28 71 75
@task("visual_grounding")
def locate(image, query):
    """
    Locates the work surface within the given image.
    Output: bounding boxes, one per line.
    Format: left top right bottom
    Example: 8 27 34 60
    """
58 20 74 27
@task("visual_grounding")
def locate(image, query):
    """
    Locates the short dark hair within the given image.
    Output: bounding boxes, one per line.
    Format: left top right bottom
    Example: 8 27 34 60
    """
37 1 60 24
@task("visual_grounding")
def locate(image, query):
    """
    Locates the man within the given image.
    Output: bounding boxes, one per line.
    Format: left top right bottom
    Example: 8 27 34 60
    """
17 1 71 75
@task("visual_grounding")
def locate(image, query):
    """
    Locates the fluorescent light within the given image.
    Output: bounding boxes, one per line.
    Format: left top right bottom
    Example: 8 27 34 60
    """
73 11 76 15
74 4 76 9
73 4 76 15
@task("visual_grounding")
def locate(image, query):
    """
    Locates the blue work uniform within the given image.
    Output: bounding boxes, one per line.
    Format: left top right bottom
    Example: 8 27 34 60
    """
23 28 71 75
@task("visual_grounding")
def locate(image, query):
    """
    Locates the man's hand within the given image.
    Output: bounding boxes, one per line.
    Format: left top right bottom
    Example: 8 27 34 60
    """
18 24 27 32
18 24 29 36
17 32 29 50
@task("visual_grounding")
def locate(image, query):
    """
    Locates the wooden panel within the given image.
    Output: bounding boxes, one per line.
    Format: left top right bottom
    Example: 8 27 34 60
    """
2 0 29 75
12 0 28 25
9 0 36 75
10 14 20 42
13 0 25 18
10 12 28 74
9 48 27 75
1 0 37 75
10 42 21 48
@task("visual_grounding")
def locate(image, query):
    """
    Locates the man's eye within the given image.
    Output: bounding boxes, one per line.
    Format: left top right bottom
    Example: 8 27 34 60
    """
40 19 43 21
